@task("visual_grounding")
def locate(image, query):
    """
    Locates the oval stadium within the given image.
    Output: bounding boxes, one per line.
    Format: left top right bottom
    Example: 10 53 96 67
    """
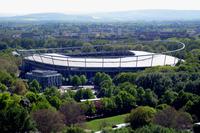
17 41 185 78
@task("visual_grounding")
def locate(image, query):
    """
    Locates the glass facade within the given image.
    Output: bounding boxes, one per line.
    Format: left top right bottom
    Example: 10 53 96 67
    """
25 70 62 89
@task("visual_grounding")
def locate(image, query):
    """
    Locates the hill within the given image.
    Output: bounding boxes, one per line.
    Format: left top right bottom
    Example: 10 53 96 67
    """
1 10 200 22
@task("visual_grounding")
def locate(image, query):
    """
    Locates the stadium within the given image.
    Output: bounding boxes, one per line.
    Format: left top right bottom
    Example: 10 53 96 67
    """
17 40 185 79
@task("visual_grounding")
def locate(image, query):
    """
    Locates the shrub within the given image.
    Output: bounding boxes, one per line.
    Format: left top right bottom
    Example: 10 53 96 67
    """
128 106 156 129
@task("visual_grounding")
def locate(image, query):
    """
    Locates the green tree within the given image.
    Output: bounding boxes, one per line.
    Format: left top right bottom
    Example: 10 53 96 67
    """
160 90 178 105
0 104 36 132
71 75 81 87
186 98 200 121
0 70 14 87
136 87 145 106
113 72 137 85
118 82 137 97
115 91 136 112
25 91 37 103
94 72 112 88
172 91 198 110
184 80 200 95
74 89 84 101
0 83 7 92
143 89 158 107
94 72 103 87
128 106 156 129
100 79 113 89
0 53 19 74
101 98 116 115
48 96 62 109
31 94 54 111
82 101 96 116
80 75 87 85
44 86 61 99
74 89 95 101
97 87 113 98
136 72 172 97
32 100 54 111
0 92 13 110
83 88 95 99
29 79 41 93
156 104 170 110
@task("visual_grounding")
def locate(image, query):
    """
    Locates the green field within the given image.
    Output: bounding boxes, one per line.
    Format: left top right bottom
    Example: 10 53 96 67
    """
84 113 129 131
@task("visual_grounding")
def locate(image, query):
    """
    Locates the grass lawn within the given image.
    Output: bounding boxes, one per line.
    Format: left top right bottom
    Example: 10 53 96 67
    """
84 113 129 131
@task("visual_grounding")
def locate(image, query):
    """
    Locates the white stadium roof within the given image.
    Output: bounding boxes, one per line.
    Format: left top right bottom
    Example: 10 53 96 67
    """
25 50 179 68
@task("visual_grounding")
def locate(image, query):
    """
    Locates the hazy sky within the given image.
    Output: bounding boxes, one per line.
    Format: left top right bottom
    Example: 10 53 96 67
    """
1 0 200 15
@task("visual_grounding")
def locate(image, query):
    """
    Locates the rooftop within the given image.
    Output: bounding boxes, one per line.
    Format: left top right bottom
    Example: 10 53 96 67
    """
26 70 61 77
24 50 179 68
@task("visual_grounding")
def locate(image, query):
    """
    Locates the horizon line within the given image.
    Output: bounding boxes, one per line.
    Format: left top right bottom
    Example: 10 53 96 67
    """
1 9 200 17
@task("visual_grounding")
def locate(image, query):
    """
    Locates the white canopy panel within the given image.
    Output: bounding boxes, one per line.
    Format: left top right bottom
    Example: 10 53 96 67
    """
25 51 179 68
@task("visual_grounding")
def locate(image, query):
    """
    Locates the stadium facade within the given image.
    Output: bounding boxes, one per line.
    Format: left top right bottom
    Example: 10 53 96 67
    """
18 41 185 79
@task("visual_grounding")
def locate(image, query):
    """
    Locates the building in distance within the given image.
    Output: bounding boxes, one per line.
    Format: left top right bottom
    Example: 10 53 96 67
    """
25 70 62 89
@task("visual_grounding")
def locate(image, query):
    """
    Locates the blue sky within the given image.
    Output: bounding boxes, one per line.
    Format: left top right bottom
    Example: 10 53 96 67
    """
0 0 200 15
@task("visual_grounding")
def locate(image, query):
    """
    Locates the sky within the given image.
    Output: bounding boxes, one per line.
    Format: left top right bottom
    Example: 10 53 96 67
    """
0 0 200 15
